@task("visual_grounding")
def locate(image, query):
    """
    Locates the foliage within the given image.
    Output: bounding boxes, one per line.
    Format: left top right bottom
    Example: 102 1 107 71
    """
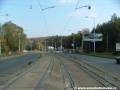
22 13 120 54
95 13 120 52
0 37 9 52
2 21 27 52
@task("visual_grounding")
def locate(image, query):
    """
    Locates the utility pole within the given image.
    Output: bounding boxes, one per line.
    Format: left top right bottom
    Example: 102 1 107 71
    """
86 16 96 54
39 43 40 51
52 37 53 47
19 33 21 51
61 36 62 52
72 33 75 53
45 41 46 51
55 42 56 51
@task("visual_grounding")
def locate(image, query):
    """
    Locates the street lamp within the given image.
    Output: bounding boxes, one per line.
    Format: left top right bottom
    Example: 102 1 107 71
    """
86 16 96 54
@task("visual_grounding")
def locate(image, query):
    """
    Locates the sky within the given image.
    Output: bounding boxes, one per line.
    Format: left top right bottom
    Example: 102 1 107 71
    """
0 0 120 38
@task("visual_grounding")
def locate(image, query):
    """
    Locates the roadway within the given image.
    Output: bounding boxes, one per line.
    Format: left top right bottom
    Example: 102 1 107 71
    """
0 53 40 75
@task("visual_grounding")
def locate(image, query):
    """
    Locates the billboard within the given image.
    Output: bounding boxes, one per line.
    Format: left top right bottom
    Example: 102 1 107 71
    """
83 33 102 41
116 43 120 51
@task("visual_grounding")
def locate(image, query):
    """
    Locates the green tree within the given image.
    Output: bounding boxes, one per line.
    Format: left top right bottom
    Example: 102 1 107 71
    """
2 21 27 51
95 13 120 52
0 37 9 52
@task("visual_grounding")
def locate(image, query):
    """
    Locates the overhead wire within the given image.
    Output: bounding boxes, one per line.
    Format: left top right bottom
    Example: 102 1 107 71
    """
61 0 80 35
1 1 119 36
37 0 49 36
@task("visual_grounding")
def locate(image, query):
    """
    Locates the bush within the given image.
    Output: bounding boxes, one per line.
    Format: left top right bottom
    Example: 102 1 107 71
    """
28 61 33 65
113 51 120 56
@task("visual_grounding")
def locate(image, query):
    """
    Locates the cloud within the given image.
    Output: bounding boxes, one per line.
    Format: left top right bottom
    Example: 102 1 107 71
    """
55 0 77 4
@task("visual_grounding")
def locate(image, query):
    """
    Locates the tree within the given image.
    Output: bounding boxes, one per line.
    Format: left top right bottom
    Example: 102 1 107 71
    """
81 28 90 34
2 21 27 51
0 37 9 52
95 13 120 52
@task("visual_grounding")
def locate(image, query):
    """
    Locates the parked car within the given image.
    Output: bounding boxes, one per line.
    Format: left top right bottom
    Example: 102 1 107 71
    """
116 56 120 64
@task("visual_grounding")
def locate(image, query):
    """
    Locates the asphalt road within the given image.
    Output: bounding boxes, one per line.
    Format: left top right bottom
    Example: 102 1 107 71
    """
0 53 40 75
64 53 120 78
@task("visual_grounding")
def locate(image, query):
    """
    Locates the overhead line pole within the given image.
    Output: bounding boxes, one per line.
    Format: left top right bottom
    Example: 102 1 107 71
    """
37 0 52 36
60 4 91 52
60 0 81 52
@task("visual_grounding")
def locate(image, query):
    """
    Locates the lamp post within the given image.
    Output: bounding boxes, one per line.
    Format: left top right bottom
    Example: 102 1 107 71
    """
86 16 96 54
72 33 75 53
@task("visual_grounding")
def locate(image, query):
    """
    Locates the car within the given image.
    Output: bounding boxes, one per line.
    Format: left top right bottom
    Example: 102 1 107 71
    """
116 56 120 64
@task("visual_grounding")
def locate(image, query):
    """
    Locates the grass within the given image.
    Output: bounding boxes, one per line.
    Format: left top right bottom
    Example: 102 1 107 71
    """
78 52 116 59
94 53 116 59
28 61 33 65
0 52 21 58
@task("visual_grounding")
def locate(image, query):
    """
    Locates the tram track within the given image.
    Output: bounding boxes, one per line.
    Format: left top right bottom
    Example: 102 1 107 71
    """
0 53 53 90
58 53 119 89
34 58 54 90
0 52 118 90
55 53 118 90
0 56 44 90
58 56 76 90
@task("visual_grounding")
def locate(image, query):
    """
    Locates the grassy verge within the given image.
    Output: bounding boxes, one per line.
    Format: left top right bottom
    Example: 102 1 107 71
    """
0 52 21 58
78 52 116 59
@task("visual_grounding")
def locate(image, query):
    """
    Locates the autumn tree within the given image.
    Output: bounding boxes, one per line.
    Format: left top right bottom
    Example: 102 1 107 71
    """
2 21 27 51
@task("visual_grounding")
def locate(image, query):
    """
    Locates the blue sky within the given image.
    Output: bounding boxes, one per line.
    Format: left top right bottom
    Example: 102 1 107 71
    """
0 0 120 38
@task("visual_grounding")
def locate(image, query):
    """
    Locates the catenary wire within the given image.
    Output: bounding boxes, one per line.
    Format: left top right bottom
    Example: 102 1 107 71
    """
37 0 49 36
61 0 80 35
